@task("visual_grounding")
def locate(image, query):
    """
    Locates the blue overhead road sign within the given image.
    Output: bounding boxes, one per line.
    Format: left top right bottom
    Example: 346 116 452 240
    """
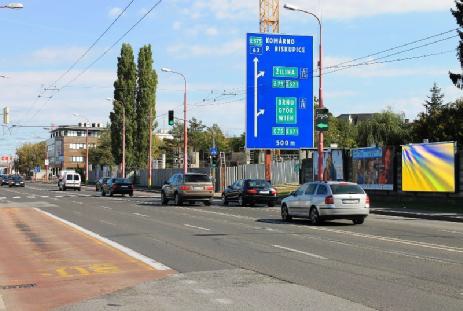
246 33 313 149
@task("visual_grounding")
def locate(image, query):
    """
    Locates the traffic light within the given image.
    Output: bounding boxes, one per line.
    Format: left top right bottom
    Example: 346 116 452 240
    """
168 110 174 126
315 108 329 132
211 155 218 167
2 107 9 124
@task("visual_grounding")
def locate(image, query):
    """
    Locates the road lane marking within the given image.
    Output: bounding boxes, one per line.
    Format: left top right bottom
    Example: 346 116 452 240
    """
133 212 149 217
40 196 49 198
184 224 211 231
34 208 171 271
71 201 83 205
307 227 463 254
441 229 463 235
273 245 327 260
214 298 233 305
100 220 116 226
101 206 112 210
55 196 63 198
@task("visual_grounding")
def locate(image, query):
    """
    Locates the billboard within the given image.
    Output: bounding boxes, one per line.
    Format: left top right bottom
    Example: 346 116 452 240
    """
402 142 456 192
246 33 314 149
313 150 344 181
352 147 394 190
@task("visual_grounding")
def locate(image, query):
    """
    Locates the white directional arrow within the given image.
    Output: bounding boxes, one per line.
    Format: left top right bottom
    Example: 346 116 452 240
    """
253 57 265 138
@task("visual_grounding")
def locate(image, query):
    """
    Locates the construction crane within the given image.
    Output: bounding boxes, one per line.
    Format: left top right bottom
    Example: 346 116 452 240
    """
260 0 279 33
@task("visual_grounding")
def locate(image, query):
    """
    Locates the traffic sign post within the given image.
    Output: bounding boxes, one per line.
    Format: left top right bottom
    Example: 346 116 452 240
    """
246 33 313 150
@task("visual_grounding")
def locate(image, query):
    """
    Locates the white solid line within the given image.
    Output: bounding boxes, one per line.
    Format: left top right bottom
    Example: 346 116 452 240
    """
34 208 171 271
273 245 327 260
0 294 6 310
133 212 149 217
184 224 211 231
40 196 49 198
12 196 21 199
55 196 63 198
441 229 463 235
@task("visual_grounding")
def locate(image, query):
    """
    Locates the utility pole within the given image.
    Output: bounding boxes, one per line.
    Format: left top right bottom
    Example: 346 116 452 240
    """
260 0 280 183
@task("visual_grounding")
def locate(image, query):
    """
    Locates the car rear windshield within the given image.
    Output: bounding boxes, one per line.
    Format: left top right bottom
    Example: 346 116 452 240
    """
246 180 271 188
74 175 80 180
114 178 130 183
185 174 210 182
330 184 365 195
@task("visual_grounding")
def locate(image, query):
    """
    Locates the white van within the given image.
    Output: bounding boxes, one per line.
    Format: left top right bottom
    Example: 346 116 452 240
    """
58 172 81 191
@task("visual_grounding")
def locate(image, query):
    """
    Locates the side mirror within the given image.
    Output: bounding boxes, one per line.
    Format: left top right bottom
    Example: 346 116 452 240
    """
291 191 297 196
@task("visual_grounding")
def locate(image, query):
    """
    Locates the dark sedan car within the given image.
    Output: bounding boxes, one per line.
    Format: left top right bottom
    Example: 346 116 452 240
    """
8 175 25 187
101 178 133 197
222 179 277 207
0 175 8 186
95 177 110 191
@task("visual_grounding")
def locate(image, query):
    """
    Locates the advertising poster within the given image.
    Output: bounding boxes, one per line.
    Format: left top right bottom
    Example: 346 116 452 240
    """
352 147 394 190
313 150 344 181
402 142 456 192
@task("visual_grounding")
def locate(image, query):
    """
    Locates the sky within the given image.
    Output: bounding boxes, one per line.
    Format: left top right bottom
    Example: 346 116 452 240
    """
0 0 461 156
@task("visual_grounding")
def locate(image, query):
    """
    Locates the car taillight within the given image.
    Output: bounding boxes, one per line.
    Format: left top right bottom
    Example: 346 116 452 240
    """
325 195 334 204
205 186 214 191
270 188 277 196
179 185 191 191
112 184 118 189
246 189 257 195
366 195 370 206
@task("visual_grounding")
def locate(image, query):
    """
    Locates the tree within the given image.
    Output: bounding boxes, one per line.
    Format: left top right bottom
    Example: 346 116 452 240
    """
450 1 463 88
134 45 158 169
110 43 137 172
15 141 46 174
323 116 358 149
89 129 115 167
188 117 207 152
424 83 444 114
356 109 411 147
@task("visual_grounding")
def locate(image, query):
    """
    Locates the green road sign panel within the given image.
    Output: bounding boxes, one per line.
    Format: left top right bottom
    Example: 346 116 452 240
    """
315 108 329 132
286 127 299 136
276 97 297 124
272 80 285 88
273 66 299 78
272 127 285 135
249 36 263 47
286 80 299 89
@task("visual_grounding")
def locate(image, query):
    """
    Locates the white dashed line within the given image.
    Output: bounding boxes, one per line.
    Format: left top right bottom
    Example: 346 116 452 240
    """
55 196 63 198
71 201 83 205
214 298 233 305
193 288 215 295
100 220 116 226
0 294 6 310
133 212 149 217
273 245 327 260
40 196 49 198
101 206 112 210
441 229 463 235
184 224 211 231
12 196 21 199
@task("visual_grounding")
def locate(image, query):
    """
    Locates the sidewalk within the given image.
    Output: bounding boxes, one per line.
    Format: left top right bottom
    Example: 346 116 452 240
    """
370 206 463 223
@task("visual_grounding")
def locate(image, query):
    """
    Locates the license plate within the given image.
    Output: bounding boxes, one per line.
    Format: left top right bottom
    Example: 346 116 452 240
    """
194 186 203 190
121 186 128 188
259 190 269 194
343 199 359 204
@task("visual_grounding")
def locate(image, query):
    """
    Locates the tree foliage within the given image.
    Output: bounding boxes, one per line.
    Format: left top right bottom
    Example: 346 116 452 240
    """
88 129 114 167
135 45 158 168
450 1 463 88
15 141 46 174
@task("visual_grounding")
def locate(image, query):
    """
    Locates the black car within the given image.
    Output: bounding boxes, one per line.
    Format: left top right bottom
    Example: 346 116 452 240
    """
222 179 277 207
0 175 8 186
101 178 133 197
95 177 110 191
8 175 25 187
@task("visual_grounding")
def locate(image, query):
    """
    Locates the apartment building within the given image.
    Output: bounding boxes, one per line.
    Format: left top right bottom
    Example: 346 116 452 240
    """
47 123 105 175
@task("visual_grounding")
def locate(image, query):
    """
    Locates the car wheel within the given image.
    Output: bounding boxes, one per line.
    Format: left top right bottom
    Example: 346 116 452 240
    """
268 201 275 207
174 192 183 206
161 191 168 205
122 194 126 197
63 186 66 191
109 190 113 197
221 194 228 206
353 217 365 225
129 192 133 197
204 199 212 206
78 188 81 191
281 204 292 221
101 190 106 197
238 195 246 207
309 207 321 225
95 186 98 191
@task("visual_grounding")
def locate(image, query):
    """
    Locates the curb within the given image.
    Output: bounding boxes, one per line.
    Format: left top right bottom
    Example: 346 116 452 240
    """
370 209 463 223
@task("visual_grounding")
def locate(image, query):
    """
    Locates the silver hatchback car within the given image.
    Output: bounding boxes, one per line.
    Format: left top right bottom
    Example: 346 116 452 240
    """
281 181 369 225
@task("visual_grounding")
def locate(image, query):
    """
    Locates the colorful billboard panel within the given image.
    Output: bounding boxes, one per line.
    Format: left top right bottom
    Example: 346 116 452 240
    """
352 147 394 190
402 142 456 192
313 150 344 181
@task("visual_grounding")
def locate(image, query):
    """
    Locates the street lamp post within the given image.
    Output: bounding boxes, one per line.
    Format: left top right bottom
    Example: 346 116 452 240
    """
284 3 324 181
0 3 23 9
161 67 188 174
73 113 90 185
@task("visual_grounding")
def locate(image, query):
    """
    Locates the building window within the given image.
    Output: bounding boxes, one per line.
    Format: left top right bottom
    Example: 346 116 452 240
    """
71 156 84 163
70 143 86 149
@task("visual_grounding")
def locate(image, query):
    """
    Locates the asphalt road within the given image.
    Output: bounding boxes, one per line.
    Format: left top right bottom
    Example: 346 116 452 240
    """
1 183 462 311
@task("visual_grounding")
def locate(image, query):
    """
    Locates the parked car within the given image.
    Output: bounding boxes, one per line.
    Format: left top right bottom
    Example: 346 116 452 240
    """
58 172 81 191
161 173 214 206
222 179 277 207
101 178 133 197
95 177 110 192
280 181 369 225
0 174 8 186
8 175 25 187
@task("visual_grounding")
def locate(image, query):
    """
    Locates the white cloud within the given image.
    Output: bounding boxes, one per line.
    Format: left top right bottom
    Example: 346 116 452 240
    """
30 47 88 64
172 21 182 31
108 7 123 18
178 0 453 21
205 27 219 36
167 39 243 58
